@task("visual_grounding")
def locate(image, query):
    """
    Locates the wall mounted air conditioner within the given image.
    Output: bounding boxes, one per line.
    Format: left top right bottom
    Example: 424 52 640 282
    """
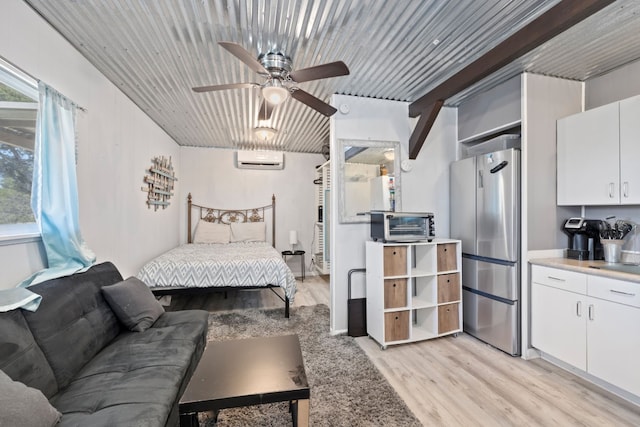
236 150 284 170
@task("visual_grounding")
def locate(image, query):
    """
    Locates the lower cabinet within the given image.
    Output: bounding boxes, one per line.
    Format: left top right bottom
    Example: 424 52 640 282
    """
531 267 587 370
531 265 640 397
365 239 462 349
587 276 640 397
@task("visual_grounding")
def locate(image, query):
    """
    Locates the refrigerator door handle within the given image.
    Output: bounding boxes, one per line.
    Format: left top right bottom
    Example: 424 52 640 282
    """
490 161 509 174
478 169 483 188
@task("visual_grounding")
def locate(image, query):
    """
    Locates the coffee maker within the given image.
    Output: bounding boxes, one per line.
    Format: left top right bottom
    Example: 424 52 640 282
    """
563 218 604 260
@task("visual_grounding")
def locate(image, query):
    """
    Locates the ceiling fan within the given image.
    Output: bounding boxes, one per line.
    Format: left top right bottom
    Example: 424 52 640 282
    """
192 42 350 120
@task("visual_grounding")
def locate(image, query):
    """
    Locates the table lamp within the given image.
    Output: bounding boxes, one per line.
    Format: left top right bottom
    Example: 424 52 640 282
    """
289 230 297 252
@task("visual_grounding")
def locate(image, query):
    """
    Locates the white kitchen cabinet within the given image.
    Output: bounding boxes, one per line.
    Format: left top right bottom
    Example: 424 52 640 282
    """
619 96 640 204
457 75 521 142
531 266 587 370
557 94 640 206
557 102 619 205
531 264 640 397
365 239 461 349
586 275 640 397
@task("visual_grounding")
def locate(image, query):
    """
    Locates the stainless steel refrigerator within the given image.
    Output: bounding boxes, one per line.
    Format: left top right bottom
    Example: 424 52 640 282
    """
450 148 520 356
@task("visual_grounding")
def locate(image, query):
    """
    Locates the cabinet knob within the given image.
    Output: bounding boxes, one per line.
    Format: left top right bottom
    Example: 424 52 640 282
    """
393 251 397 255
395 316 399 320
393 283 396 287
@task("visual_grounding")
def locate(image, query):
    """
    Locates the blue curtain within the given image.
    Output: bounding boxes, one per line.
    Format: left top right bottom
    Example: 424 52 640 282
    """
0 82 95 312
31 82 95 273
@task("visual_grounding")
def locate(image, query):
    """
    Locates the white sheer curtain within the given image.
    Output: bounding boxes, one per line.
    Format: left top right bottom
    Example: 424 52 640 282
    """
0 82 95 312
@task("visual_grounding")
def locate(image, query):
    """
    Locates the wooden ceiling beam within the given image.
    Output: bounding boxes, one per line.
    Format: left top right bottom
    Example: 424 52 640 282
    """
409 100 443 159
407 0 616 158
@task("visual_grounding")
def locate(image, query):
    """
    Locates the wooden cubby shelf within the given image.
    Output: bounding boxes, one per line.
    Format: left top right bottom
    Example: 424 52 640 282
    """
365 238 462 349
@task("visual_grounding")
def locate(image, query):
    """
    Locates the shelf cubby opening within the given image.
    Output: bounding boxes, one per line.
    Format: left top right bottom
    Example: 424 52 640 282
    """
411 276 437 309
411 307 438 341
412 244 437 276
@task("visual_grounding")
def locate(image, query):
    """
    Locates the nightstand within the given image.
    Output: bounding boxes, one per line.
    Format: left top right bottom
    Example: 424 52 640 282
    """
282 250 305 282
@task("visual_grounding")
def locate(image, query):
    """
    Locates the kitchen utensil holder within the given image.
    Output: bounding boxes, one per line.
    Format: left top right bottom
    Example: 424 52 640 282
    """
601 239 624 263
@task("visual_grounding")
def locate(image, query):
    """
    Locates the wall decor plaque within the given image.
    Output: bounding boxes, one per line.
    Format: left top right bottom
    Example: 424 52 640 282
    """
142 155 177 211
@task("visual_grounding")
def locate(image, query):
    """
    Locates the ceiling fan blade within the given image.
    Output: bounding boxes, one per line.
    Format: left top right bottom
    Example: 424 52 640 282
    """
192 83 259 93
290 89 337 116
258 99 275 121
219 42 268 75
289 61 350 83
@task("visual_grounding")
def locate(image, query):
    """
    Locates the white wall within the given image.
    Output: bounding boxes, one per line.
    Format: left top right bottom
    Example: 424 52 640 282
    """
523 73 583 251
0 0 181 287
180 147 324 277
586 58 640 109
329 94 456 333
403 108 457 236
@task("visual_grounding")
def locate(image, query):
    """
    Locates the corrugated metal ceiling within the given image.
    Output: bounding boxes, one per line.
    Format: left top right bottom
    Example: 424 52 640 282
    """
22 0 640 153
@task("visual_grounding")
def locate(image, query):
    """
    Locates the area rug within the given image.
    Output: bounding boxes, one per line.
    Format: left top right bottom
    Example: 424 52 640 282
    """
201 304 421 427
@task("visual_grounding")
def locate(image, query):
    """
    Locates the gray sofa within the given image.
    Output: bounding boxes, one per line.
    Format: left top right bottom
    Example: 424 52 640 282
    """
0 262 209 426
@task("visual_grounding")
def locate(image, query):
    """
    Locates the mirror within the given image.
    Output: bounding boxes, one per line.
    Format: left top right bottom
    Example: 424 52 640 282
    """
337 139 402 223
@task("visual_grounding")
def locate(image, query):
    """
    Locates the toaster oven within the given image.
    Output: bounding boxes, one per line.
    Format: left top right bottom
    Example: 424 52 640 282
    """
370 212 435 243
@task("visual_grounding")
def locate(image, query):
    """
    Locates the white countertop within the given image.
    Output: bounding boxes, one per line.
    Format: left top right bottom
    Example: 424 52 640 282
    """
529 258 640 284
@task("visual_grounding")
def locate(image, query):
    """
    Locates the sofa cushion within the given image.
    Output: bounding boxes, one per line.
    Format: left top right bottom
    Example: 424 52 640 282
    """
0 309 58 397
51 309 209 426
102 277 165 332
23 262 124 390
0 369 62 427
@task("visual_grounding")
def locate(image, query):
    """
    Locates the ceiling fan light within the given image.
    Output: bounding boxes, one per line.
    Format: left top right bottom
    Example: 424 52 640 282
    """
262 80 289 105
253 126 277 141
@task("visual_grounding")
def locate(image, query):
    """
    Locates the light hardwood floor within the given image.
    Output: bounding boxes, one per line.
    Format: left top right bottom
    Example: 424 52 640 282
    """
168 276 640 426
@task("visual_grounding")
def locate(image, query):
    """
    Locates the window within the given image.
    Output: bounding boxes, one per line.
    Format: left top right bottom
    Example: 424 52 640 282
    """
0 59 39 240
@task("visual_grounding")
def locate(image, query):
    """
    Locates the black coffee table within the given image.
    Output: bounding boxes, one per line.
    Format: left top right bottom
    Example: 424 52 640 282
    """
179 334 310 427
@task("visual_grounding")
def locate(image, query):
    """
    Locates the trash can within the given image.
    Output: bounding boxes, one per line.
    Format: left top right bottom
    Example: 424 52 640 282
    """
348 268 367 337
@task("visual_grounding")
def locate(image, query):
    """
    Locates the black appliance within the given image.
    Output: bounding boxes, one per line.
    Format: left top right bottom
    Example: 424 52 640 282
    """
563 217 604 260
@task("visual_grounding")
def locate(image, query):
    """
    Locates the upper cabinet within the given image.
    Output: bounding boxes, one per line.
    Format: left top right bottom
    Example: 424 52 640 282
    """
458 75 521 143
557 95 640 205
619 96 640 204
557 103 619 205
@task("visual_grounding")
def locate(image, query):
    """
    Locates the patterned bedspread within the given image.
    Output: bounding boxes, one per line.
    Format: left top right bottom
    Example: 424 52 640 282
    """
137 242 296 300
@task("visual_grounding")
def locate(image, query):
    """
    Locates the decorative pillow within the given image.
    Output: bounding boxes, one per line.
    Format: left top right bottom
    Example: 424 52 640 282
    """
193 221 231 244
102 277 164 332
230 222 266 242
0 370 61 427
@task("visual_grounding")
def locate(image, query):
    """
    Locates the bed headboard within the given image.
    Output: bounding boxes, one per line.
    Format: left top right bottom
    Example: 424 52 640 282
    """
187 193 276 247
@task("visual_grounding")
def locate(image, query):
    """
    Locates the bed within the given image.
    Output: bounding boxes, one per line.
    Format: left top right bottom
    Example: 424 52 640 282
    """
137 193 296 317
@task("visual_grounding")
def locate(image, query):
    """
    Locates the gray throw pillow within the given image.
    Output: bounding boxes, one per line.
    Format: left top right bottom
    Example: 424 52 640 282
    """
102 277 164 332
0 369 61 427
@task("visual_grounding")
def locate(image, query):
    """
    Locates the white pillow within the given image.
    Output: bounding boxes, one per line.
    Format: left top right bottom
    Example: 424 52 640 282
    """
230 222 265 242
193 221 230 244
